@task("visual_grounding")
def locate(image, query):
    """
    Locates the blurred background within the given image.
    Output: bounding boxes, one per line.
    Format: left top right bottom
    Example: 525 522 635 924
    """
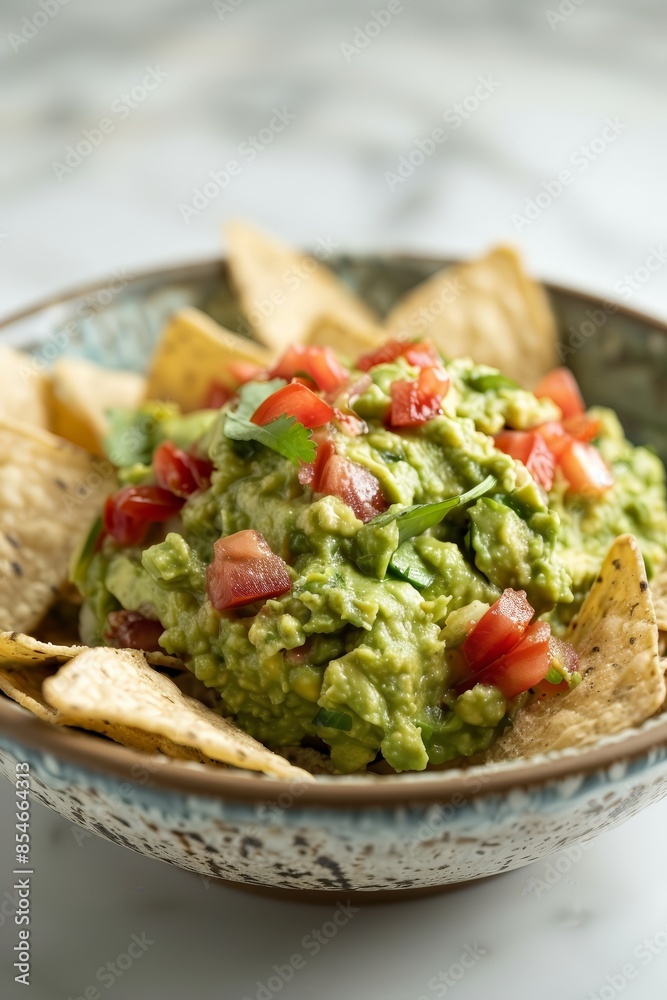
2 2 667 999
2 0 667 320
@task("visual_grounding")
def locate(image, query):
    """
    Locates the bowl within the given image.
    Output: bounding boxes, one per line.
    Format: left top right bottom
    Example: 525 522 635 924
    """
1 254 667 903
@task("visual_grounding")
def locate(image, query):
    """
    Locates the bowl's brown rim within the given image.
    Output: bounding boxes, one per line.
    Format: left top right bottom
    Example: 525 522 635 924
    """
1 253 667 810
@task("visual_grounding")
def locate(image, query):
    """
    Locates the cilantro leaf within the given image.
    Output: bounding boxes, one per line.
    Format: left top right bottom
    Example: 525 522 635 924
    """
224 378 316 465
368 475 497 544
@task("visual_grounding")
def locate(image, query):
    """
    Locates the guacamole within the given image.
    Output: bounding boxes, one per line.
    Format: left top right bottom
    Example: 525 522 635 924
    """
75 346 667 773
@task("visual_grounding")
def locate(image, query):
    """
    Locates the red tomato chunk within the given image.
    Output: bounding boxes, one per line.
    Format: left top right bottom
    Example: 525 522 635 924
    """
153 441 213 497
206 529 292 610
269 345 348 393
462 588 534 671
105 610 164 651
250 382 335 428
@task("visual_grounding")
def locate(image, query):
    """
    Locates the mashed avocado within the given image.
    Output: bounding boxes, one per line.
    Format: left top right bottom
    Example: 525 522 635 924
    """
75 351 667 773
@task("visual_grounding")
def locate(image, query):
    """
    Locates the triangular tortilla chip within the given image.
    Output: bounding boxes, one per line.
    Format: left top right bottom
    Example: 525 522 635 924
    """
306 314 384 361
145 306 271 412
0 631 85 668
43 647 313 780
385 246 558 388
0 662 210 760
225 221 377 352
0 420 115 632
49 358 145 455
487 535 665 760
0 346 50 430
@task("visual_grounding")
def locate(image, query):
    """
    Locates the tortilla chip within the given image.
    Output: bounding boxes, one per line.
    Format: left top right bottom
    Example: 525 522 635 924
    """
488 535 665 760
650 568 667 633
0 420 115 632
145 306 271 412
0 661 211 760
0 347 51 430
385 246 558 389
0 631 85 668
225 220 377 352
306 314 384 361
49 358 144 455
43 647 313 780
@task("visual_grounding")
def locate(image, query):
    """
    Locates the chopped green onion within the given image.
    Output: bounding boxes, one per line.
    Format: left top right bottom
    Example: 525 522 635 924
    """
313 708 353 731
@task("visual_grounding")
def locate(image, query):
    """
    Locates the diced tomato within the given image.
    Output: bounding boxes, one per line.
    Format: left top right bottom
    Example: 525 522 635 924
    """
103 494 149 547
250 382 335 429
402 340 441 368
494 430 556 491
104 485 185 546
206 529 291 610
462 588 534 671
298 435 335 488
562 413 602 443
559 439 614 495
229 361 264 385
298 435 386 521
269 345 348 393
470 621 552 698
153 441 213 497
204 380 234 409
533 367 585 419
356 338 440 372
535 421 570 458
388 366 451 428
318 453 387 522
104 610 164 651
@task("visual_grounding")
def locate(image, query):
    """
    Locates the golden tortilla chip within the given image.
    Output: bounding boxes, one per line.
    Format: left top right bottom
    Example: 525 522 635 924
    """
0 347 51 430
145 306 271 412
0 629 183 673
0 631 85 668
225 220 377 352
43 647 313 780
488 535 665 761
0 420 115 633
0 661 210 760
385 246 558 389
306 314 384 361
49 358 145 456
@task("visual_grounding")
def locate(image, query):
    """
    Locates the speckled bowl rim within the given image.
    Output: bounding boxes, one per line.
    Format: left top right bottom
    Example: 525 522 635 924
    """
2 254 667 809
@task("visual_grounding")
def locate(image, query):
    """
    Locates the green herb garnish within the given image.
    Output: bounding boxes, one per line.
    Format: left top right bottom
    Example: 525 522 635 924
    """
367 475 497 544
224 379 316 465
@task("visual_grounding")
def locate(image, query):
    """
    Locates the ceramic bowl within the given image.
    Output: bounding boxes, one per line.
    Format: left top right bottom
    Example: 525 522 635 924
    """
1 255 667 902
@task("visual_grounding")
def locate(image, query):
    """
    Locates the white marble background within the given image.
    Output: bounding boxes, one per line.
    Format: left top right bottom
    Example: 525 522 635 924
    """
1 2 667 998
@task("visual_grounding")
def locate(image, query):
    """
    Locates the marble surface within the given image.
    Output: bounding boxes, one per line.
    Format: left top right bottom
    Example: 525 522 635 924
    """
1 1 667 997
